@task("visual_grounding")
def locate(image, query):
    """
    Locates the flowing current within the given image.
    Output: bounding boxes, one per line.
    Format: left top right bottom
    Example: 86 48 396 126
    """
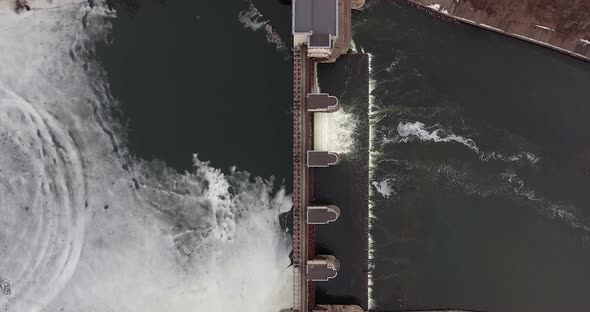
354 2 590 311
0 1 292 311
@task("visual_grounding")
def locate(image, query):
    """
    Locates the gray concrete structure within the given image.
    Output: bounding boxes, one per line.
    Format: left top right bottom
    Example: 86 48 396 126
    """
307 205 340 224
306 255 340 281
307 150 340 167
312 306 364 312
293 0 339 48
309 34 331 48
306 93 340 112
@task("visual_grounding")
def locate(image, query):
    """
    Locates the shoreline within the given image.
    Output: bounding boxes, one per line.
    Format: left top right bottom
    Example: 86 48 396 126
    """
405 0 590 63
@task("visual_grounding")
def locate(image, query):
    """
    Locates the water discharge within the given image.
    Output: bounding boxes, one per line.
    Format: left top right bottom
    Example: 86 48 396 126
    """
312 62 357 154
0 1 292 311
366 52 376 310
313 111 356 154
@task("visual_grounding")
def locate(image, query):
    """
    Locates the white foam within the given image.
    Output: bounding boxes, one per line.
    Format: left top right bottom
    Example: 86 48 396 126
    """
392 122 542 166
312 62 357 154
314 62 320 93
350 38 358 53
508 152 541 165
501 172 590 233
580 39 590 46
385 57 400 73
372 179 395 198
367 52 376 310
0 2 292 311
238 2 266 31
239 1 287 54
313 110 357 154
395 121 480 153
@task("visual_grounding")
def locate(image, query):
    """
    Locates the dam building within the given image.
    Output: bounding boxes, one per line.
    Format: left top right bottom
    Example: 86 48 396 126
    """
292 0 338 59
290 2 493 312
292 0 363 62
289 1 366 312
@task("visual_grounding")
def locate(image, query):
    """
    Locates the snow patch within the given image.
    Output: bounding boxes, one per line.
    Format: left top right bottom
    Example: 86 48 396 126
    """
479 23 503 32
427 3 441 10
534 25 555 32
426 3 449 14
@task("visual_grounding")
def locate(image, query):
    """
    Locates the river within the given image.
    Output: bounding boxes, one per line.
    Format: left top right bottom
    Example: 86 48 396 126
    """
1 0 590 311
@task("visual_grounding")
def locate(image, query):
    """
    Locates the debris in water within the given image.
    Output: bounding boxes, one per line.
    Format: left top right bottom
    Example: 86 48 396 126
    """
0 276 11 296
15 0 31 13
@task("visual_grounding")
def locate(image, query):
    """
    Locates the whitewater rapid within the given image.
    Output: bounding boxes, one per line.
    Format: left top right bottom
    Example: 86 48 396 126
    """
0 1 292 311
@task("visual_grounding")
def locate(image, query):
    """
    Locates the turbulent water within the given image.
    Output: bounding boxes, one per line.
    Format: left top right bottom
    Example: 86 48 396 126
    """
238 0 287 57
313 111 357 154
352 1 590 311
0 1 292 311
312 66 357 155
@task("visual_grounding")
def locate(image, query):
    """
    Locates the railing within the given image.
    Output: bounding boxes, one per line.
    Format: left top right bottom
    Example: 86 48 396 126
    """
292 46 303 312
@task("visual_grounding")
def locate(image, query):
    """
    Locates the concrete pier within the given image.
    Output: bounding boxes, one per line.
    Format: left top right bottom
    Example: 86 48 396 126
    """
306 93 340 112
307 255 340 281
307 205 340 225
307 151 341 168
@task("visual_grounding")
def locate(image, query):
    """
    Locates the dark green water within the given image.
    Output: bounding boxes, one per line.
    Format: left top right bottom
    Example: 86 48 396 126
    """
315 54 370 309
353 1 590 311
98 0 292 180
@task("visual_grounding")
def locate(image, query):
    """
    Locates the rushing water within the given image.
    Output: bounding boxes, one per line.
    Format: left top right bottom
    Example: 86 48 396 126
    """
353 1 590 311
0 1 292 311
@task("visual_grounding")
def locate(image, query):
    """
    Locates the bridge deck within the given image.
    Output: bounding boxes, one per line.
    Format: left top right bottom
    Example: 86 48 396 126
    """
293 46 316 312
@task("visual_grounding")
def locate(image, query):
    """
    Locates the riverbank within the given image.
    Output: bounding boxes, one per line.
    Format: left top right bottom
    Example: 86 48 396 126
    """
406 0 590 62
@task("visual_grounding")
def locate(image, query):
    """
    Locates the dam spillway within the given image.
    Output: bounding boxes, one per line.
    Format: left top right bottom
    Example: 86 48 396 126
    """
289 1 368 312
288 0 590 311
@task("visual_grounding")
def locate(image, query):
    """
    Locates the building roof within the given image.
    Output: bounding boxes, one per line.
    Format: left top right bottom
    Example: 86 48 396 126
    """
293 0 338 38
309 34 331 48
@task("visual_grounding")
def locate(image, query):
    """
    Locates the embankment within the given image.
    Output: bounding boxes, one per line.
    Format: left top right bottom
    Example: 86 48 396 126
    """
406 0 590 62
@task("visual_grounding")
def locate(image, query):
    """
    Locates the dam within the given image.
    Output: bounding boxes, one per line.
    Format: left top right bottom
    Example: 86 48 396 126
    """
288 0 367 311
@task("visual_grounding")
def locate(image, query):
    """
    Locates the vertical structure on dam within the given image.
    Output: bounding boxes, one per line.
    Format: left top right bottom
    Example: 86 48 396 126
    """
288 1 365 312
